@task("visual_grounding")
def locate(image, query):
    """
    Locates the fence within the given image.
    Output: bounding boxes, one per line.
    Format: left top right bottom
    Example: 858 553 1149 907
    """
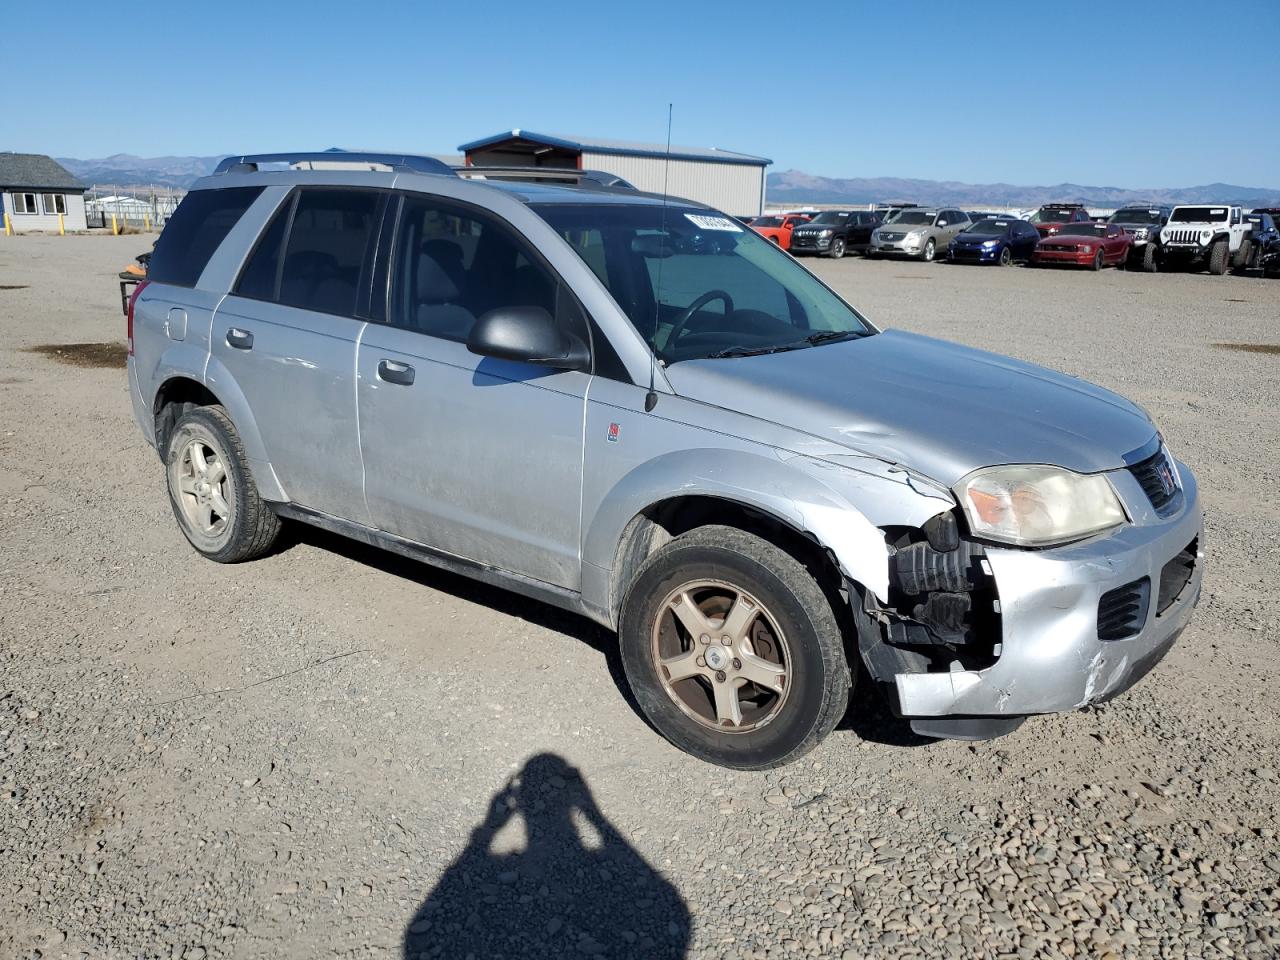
85 192 183 229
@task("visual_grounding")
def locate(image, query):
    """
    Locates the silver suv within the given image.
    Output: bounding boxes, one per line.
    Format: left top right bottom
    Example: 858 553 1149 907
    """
869 208 970 261
127 152 1204 769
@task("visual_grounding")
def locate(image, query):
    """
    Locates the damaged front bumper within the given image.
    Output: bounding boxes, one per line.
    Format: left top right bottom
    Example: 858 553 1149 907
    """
888 460 1204 727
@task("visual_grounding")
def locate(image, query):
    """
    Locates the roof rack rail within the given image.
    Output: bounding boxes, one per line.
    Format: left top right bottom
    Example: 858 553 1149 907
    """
213 152 455 176
456 165 636 191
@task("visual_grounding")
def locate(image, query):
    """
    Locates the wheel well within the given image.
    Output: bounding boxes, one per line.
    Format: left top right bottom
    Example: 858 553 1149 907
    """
154 377 221 453
610 496 849 626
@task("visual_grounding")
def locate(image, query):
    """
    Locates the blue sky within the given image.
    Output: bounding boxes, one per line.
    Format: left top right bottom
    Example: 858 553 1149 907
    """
6 0 1277 188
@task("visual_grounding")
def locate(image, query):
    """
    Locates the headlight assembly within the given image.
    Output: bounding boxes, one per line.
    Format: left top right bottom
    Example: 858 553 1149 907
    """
955 465 1127 547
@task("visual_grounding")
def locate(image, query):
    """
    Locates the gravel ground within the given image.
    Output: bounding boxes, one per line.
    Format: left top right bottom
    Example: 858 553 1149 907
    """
1 235 1278 960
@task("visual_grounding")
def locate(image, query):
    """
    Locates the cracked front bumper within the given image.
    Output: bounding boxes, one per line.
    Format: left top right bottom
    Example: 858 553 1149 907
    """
894 460 1204 717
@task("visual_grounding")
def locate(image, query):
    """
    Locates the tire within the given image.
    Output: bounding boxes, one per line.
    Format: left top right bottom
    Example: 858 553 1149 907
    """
922 238 936 262
825 236 846 259
1208 239 1229 275
1091 249 1104 271
999 246 1012 266
1142 243 1159 273
164 404 281 563
1232 238 1252 274
618 525 851 770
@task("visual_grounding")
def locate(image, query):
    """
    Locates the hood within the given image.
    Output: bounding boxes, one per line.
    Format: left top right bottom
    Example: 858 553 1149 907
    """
663 329 1156 487
955 230 1006 243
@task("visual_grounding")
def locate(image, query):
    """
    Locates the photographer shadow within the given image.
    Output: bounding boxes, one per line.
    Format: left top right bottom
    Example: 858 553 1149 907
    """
403 753 689 960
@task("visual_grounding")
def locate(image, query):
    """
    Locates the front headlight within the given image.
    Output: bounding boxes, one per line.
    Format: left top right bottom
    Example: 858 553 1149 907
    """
819 228 833 237
1200 229 1212 242
955 465 1127 547
981 239 999 248
1134 227 1148 240
1080 245 1093 254
906 230 924 241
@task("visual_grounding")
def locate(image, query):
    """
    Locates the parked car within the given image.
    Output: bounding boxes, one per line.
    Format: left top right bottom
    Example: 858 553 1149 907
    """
1029 203 1093 238
947 218 1040 265
789 210 882 259
748 214 810 250
128 150 1203 768
1241 212 1280 270
1032 221 1131 270
1159 205 1253 275
1263 249 1280 278
1107 205 1171 272
869 208 971 261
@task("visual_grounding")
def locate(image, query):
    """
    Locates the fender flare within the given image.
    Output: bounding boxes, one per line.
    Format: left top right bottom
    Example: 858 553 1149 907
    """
196 355 288 502
582 448 899 616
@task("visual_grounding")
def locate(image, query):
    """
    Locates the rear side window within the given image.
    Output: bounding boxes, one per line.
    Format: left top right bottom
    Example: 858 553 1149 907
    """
148 187 263 287
235 195 294 301
277 189 384 317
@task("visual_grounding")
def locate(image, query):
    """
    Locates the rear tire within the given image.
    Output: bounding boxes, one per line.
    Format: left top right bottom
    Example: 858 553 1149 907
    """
619 525 851 770
164 405 281 563
1209 239 1229 275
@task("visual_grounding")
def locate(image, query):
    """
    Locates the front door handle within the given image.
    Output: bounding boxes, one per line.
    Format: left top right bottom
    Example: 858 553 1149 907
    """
378 359 415 386
226 327 254 350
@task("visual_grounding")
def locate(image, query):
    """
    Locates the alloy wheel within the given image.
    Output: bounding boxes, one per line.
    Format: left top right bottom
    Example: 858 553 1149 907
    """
650 579 791 733
175 437 231 536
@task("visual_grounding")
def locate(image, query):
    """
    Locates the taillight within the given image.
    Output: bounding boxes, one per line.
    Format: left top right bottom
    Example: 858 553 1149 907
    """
127 280 150 357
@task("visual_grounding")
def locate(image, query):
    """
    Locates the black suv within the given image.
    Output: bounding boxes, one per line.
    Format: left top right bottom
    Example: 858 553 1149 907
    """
1244 211 1280 271
789 209 883 259
1107 204 1171 272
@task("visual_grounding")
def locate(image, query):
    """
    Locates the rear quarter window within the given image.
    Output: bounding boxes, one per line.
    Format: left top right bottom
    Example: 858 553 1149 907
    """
147 187 264 287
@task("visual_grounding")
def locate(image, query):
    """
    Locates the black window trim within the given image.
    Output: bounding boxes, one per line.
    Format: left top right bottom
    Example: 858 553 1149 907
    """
229 185 392 322
379 188 625 383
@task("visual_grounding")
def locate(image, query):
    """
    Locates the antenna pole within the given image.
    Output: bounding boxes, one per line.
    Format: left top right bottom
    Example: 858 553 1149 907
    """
645 103 673 414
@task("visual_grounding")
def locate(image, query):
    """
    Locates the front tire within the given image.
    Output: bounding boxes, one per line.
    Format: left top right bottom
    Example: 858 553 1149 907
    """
825 237 846 259
619 526 851 769
1091 249 1104 271
998 246 1012 266
1142 243 1159 272
922 238 936 262
164 405 282 563
1208 239 1229 275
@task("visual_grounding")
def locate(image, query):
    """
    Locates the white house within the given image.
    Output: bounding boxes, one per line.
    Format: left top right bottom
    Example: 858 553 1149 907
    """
1 153 88 233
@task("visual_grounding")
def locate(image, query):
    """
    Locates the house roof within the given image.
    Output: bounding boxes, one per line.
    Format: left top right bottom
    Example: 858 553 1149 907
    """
0 153 85 191
458 130 771 167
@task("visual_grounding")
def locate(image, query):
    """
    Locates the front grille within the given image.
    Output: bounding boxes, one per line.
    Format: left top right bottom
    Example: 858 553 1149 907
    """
1157 539 1197 614
879 231 905 242
1165 228 1205 244
1098 577 1151 640
1128 447 1181 515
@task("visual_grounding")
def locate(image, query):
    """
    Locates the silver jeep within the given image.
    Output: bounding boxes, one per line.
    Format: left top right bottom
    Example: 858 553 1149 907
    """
127 152 1204 769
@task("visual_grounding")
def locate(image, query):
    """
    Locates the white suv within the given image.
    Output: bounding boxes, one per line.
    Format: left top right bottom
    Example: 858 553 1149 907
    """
1159 205 1252 274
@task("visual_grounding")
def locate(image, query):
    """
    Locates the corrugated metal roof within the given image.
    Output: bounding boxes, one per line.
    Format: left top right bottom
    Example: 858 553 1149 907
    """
458 130 771 167
0 153 85 190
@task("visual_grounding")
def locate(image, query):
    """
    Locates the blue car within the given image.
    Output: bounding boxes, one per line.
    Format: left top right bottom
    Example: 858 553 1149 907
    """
947 217 1040 265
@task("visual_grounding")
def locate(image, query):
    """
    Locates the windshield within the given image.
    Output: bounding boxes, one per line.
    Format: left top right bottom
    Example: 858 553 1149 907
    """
1170 206 1228 222
1110 209 1163 225
1057 223 1108 237
532 203 873 364
886 211 933 225
808 211 848 225
752 216 784 227
1030 207 1080 223
963 220 1010 236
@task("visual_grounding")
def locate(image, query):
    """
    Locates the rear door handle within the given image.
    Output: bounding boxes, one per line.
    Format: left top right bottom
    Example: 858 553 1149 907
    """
226 327 254 350
378 359 415 386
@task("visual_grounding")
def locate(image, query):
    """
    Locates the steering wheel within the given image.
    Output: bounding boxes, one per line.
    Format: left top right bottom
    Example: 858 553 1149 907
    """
665 289 734 348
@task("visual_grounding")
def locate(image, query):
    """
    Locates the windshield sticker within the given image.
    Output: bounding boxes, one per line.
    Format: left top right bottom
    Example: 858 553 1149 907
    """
684 214 743 232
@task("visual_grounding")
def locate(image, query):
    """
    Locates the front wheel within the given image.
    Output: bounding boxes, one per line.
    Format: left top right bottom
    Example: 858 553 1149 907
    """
164 405 282 563
619 526 851 769
1142 244 1159 273
1091 249 1104 271
999 246 1012 266
1208 239 1229 275
825 237 846 259
922 238 936 262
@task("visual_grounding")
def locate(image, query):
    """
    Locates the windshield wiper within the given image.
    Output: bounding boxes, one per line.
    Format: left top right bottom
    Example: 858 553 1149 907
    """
800 330 865 346
702 344 792 359
700 330 866 361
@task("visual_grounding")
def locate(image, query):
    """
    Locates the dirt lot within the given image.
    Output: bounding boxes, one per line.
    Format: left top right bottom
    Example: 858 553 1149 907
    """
1 235 1278 960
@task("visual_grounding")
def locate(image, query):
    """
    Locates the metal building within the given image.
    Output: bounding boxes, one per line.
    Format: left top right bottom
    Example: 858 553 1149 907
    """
458 130 771 217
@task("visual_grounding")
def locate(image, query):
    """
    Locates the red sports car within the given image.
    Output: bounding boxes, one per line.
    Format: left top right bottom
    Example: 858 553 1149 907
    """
748 214 810 250
1029 203 1094 238
1032 222 1131 270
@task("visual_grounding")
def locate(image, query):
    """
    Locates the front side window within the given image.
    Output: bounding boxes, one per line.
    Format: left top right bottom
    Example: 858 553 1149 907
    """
390 195 558 344
12 192 37 214
276 189 384 316
148 186 264 287
41 194 66 215
533 203 872 364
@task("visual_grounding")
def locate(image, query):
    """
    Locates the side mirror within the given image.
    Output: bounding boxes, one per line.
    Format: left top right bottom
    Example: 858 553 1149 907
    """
467 306 590 371
937 220 948 227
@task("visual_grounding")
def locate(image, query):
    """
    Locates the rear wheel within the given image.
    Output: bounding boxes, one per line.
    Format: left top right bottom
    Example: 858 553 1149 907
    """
1208 239 1229 275
164 405 281 563
825 236 846 259
619 525 851 769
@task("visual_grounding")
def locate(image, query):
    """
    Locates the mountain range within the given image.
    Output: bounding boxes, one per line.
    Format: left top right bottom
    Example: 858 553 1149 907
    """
53 153 1280 207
